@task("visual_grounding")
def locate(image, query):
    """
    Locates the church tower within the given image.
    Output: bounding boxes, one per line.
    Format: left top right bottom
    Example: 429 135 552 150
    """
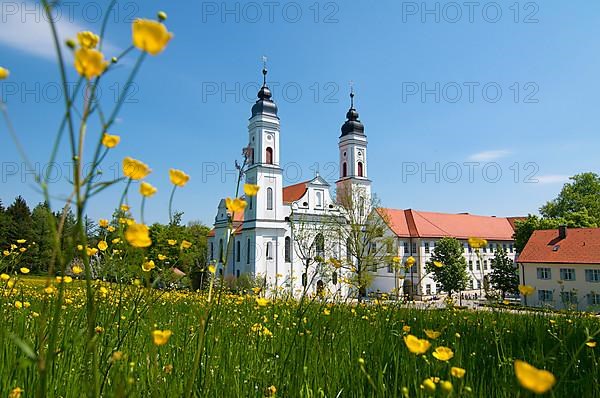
336 90 372 210
242 64 288 284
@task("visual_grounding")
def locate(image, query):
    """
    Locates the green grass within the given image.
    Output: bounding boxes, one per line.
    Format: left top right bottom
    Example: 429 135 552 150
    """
1 278 599 397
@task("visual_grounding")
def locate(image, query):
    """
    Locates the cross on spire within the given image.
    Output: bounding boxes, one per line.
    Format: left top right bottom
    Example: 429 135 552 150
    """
349 80 355 108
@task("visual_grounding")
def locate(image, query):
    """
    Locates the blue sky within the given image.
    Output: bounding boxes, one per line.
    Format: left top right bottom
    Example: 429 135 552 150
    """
1 0 599 225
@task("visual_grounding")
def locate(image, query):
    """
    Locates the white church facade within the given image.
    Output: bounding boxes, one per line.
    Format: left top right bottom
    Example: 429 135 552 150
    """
208 68 520 299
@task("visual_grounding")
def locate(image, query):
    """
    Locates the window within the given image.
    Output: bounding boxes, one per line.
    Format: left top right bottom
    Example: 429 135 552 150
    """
342 162 347 177
585 269 600 282
284 237 291 262
266 242 273 260
236 270 240 278
538 290 553 302
316 191 323 208
249 195 253 210
346 238 352 262
483 246 487 253
403 241 409 255
503 244 507 252
560 291 578 304
510 243 514 253
266 188 273 210
484 260 488 270
560 268 575 281
426 284 432 295
476 261 480 270
588 293 600 305
246 238 251 264
315 234 325 258
210 242 214 260
537 267 551 280
266 147 273 164
477 280 482 289
469 260 473 271
219 239 224 263
236 240 240 262
468 245 472 253
387 262 393 273
357 162 364 177
411 243 417 254
424 242 430 254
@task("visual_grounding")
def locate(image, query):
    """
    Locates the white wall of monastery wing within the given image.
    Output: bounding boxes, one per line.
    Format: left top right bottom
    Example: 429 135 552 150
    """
520 262 600 311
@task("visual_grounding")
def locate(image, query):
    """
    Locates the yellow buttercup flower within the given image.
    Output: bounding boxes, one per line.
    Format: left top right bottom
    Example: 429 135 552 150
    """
140 181 158 197
450 367 466 378
87 247 99 256
403 334 431 355
514 360 556 394
180 240 192 250
8 387 23 398
132 19 173 55
102 133 121 148
1 274 9 281
586 340 597 348
392 256 401 264
169 169 190 187
77 31 99 49
3 250 9 257
151 329 173 346
518 285 535 296
266 385 277 397
207 265 216 274
433 261 444 268
142 260 156 272
20 267 30 274
256 297 269 307
123 157 151 180
424 329 441 339
99 219 109 228
157 254 167 261
112 238 121 244
125 223 152 248
405 256 416 268
16 239 26 244
98 241 108 251
74 48 108 80
14 301 23 309
121 204 130 212
44 286 57 295
421 378 436 393
402 325 411 333
0 67 10 80
167 239 177 246
468 237 488 249
72 265 83 275
226 197 247 213
244 183 260 197
323 308 331 315
440 380 453 393
432 346 454 361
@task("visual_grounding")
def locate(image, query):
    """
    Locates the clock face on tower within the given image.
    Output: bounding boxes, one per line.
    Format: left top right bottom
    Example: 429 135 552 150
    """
357 151 363 159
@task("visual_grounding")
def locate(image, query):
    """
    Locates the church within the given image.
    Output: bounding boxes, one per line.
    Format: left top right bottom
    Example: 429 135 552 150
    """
208 67 520 299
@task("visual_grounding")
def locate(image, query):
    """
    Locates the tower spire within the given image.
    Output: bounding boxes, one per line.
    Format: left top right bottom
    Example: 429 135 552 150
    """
262 55 268 86
349 80 355 108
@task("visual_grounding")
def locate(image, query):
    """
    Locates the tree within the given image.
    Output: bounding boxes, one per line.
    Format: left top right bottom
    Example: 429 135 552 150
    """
331 185 394 301
489 248 519 298
31 202 55 273
540 172 600 225
0 199 10 248
6 196 34 244
425 237 469 297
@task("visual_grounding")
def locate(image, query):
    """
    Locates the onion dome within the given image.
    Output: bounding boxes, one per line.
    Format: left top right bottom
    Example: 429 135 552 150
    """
251 67 278 117
341 91 364 136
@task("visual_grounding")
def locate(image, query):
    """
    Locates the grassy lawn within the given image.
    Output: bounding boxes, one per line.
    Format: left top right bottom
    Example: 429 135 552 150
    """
1 277 599 397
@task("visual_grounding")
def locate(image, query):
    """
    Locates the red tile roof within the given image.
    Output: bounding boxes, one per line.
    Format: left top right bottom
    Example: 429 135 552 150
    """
378 208 517 240
518 228 600 264
283 181 309 204
208 209 244 237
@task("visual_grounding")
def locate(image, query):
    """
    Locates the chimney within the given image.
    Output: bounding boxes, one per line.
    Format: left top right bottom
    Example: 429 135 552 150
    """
558 225 567 240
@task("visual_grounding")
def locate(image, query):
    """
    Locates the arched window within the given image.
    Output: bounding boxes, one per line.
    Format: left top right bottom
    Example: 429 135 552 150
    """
219 239 224 263
266 242 273 260
315 233 325 258
285 236 291 262
357 162 364 177
236 240 241 262
267 187 273 210
316 191 323 207
266 147 273 164
246 238 251 264
342 162 347 177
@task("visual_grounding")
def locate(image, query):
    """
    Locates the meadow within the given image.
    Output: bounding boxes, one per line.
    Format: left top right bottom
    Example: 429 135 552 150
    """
1 276 599 397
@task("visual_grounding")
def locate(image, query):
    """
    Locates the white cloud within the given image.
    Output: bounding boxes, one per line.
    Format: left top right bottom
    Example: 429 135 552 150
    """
468 150 512 162
534 175 570 184
0 2 118 61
